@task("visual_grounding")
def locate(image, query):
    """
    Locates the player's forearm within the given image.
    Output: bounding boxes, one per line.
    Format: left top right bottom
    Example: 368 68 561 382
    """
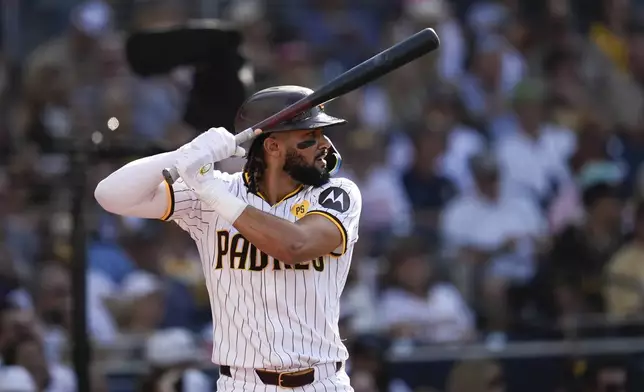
95 151 179 217
232 207 310 265
195 180 312 264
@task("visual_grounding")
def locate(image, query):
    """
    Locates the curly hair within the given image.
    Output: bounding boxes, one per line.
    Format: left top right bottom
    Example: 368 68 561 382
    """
242 134 268 194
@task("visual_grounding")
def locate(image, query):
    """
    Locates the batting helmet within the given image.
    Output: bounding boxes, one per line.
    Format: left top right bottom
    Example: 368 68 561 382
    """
235 85 346 175
234 85 347 133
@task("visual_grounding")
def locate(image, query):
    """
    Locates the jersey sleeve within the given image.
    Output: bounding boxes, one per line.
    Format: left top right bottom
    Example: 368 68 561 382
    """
305 178 362 257
161 179 202 221
160 170 234 228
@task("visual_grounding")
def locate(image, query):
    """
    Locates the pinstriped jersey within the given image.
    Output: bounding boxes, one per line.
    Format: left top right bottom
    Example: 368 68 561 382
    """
161 170 362 370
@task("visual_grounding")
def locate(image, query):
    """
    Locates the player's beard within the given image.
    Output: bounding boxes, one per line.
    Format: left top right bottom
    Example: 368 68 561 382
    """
283 148 330 187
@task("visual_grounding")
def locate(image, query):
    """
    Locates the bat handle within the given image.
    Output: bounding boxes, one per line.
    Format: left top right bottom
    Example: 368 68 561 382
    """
162 167 180 185
162 127 260 186
234 127 256 145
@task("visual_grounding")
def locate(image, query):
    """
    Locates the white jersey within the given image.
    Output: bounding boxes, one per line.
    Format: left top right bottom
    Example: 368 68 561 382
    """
161 171 362 370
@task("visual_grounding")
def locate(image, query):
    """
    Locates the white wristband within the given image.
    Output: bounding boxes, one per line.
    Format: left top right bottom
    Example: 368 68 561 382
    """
200 183 247 224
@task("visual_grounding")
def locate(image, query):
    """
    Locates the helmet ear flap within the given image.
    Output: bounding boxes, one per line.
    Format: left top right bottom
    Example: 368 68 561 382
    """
323 135 342 176
327 151 343 177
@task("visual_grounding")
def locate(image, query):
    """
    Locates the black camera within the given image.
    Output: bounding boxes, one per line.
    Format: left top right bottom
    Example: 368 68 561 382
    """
125 21 251 132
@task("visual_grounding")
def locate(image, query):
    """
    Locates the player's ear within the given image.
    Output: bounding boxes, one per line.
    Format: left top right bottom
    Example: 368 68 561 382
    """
263 136 281 157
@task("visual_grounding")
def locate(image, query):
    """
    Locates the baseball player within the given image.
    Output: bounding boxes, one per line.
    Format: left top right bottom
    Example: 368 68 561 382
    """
95 85 362 391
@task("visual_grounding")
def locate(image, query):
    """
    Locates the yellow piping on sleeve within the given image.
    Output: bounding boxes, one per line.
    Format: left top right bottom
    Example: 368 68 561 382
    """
304 210 347 257
160 181 175 221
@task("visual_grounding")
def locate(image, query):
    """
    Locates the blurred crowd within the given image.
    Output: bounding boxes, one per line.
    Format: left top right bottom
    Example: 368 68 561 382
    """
2 0 644 391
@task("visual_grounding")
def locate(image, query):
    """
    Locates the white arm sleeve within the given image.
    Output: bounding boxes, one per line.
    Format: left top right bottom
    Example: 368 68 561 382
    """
94 151 184 220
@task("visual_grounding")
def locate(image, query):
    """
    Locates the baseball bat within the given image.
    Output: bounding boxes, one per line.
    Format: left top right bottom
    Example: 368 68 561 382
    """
162 27 440 185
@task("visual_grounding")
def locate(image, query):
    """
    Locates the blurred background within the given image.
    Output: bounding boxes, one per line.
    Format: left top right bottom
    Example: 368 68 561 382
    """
3 0 644 391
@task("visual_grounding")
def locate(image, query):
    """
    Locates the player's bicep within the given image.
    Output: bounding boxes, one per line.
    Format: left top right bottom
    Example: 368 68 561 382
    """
303 180 362 256
295 213 346 259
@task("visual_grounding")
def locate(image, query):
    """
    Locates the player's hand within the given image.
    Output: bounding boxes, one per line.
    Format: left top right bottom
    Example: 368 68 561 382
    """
174 141 224 195
179 127 245 163
174 145 247 222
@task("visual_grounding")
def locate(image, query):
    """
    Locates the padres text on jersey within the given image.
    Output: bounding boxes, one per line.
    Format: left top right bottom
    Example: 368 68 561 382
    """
160 171 362 370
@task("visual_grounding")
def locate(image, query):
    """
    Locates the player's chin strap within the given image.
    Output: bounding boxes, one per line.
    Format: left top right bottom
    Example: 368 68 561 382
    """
323 135 342 177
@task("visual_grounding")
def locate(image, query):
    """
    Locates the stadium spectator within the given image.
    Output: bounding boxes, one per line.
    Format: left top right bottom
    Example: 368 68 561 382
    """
402 127 458 238
379 236 475 344
338 236 379 336
345 335 389 392
493 78 576 208
441 151 548 342
458 34 525 128
33 263 71 365
1 335 76 392
604 201 644 318
341 130 413 242
114 271 166 335
138 328 211 392
0 366 38 392
424 83 485 195
538 182 624 325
